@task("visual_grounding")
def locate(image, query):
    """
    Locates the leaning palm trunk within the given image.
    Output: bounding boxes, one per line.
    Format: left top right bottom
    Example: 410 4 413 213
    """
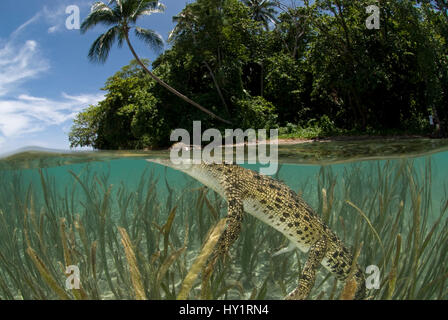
123 32 231 125
81 0 232 126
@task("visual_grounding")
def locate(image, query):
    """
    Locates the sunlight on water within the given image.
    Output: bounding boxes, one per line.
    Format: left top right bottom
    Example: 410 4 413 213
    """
0 139 447 300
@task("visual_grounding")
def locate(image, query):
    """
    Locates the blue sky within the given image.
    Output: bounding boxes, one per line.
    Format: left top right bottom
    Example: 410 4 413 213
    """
0 0 192 154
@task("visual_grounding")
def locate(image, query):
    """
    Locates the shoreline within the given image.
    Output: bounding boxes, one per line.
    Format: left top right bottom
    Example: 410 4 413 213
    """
0 134 440 159
276 133 431 144
2 134 448 170
165 134 433 151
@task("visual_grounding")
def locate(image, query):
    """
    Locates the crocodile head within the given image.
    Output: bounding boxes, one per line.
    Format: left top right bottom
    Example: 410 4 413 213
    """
146 158 226 197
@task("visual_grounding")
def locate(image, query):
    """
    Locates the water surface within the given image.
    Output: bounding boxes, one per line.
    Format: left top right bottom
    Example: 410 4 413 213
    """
0 139 447 300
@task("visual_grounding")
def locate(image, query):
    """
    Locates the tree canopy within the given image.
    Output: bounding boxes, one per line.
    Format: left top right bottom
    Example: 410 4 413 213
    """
70 0 448 149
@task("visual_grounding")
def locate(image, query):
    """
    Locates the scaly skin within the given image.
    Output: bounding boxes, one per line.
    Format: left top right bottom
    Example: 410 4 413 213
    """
147 159 366 300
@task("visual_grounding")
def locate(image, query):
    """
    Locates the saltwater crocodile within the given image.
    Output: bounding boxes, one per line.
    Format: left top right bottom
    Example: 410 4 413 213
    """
147 159 366 300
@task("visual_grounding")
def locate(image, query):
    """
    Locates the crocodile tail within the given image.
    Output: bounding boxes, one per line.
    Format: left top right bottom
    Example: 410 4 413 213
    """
354 267 367 300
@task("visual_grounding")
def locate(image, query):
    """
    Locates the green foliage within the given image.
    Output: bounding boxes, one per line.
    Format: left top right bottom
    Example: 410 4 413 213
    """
301 0 446 132
70 61 170 150
264 53 308 123
161 0 448 133
69 105 102 148
242 0 278 30
163 0 260 120
81 0 230 127
72 0 448 149
278 115 338 139
278 123 323 140
235 96 277 129
315 115 337 135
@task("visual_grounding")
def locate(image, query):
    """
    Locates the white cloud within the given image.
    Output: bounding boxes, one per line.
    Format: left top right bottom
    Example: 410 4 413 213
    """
0 9 104 152
0 93 104 138
10 12 42 39
10 1 93 37
0 40 49 97
48 26 59 34
42 5 69 34
42 1 94 34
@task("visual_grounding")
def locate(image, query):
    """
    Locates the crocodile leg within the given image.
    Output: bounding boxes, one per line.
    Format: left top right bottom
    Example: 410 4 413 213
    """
204 197 244 277
286 236 328 300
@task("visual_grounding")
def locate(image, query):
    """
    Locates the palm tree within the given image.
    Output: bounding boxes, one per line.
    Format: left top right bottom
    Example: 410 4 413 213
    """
242 0 278 30
81 0 231 124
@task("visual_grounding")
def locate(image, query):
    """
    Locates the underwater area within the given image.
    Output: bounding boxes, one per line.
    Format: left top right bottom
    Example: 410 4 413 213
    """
0 138 447 300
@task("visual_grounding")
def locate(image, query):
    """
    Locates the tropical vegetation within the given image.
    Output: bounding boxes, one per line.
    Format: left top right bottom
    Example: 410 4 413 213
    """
70 0 448 150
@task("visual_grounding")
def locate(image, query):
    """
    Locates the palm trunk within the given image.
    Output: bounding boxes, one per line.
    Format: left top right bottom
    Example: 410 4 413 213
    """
123 31 232 125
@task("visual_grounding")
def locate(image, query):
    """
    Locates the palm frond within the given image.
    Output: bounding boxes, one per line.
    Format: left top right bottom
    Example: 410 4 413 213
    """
121 0 139 18
169 7 197 42
114 0 124 14
88 26 121 63
242 0 278 30
132 1 166 22
134 27 164 52
81 1 119 33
